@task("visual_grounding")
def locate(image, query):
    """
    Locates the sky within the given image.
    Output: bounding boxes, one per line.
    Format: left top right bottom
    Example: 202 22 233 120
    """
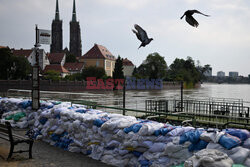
0 0 250 76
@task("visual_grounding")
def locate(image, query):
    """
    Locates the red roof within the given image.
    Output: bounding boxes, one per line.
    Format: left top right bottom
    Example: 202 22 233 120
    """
0 46 8 49
64 63 84 71
44 64 69 73
12 49 33 58
48 53 65 64
80 44 116 60
123 58 134 66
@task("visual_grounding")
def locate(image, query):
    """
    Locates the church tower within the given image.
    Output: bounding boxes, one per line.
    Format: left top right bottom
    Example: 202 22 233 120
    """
51 0 63 53
70 0 82 57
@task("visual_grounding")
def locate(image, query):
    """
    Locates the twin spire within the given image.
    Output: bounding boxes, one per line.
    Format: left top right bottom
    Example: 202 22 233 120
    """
54 0 77 22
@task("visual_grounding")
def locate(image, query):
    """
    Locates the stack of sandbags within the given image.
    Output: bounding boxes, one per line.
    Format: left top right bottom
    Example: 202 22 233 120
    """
0 97 249 167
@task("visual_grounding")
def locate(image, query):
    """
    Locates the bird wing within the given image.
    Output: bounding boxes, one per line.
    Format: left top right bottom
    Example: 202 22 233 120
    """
134 24 149 42
192 10 210 17
132 29 141 41
186 15 199 27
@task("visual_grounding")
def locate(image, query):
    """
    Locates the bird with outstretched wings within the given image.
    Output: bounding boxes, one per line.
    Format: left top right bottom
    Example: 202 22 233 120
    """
132 24 153 49
180 10 210 27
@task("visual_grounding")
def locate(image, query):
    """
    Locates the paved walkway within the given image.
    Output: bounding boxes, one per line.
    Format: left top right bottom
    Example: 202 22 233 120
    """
0 130 112 167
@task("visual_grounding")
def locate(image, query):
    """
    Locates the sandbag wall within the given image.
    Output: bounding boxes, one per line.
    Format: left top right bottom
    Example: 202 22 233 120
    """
0 97 249 167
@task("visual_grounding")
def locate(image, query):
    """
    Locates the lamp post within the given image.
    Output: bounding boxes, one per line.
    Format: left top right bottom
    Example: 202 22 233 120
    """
32 25 41 110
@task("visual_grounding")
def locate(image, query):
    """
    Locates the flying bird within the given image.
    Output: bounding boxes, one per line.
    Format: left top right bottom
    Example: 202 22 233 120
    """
180 10 210 27
132 24 153 49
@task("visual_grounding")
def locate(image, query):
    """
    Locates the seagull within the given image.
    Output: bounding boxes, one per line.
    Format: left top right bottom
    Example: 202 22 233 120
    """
180 10 210 27
132 24 153 49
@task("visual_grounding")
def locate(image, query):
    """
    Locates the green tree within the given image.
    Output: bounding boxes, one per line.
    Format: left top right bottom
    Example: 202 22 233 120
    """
64 73 83 81
113 56 124 80
44 70 61 81
0 48 31 80
166 57 201 88
81 66 106 80
137 52 167 79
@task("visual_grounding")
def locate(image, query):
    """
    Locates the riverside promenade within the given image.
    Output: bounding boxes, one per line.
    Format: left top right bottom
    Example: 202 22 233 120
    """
0 130 112 167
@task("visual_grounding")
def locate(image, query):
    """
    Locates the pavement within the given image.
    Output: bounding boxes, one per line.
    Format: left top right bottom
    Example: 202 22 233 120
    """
0 130 112 167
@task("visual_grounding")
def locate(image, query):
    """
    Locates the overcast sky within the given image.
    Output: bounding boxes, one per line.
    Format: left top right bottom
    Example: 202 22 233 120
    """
0 0 250 76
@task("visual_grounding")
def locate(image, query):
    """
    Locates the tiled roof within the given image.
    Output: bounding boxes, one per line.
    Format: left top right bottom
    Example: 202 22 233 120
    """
0 46 8 49
64 62 84 71
12 49 33 58
80 44 116 60
123 58 134 66
44 64 69 73
48 53 65 64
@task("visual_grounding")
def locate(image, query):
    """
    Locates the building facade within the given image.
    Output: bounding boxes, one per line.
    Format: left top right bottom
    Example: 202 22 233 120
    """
50 0 63 53
217 71 225 77
123 58 135 77
229 72 239 78
79 44 116 77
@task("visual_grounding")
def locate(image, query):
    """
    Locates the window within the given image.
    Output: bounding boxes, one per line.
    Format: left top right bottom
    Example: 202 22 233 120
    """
96 60 99 67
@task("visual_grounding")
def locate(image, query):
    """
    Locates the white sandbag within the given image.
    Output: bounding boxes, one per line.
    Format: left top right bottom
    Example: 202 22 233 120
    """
228 146 250 164
243 138 250 149
148 143 166 153
184 149 233 167
138 122 164 136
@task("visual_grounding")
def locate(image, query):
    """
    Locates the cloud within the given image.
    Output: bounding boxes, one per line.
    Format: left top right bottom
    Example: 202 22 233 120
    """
95 0 151 10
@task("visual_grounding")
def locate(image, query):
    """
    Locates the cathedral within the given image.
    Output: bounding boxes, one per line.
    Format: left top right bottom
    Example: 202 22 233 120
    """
50 0 82 57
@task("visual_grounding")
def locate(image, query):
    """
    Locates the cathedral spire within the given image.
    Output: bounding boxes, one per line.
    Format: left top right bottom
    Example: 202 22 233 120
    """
55 0 60 20
72 0 77 22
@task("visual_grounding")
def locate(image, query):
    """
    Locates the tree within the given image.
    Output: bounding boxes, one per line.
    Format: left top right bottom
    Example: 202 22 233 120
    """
137 52 167 79
81 66 106 80
44 70 61 81
0 48 31 80
113 56 124 80
166 57 201 88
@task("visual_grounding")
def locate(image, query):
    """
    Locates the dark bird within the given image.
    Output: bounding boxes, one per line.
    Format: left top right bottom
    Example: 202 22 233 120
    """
132 24 153 49
180 10 210 27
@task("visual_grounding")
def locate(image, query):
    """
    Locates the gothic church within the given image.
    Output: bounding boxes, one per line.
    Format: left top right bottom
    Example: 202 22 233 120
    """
50 0 82 57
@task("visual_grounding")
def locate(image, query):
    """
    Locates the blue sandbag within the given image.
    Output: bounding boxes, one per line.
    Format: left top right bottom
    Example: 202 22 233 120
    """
225 129 249 141
179 130 203 144
39 117 48 125
93 117 109 127
219 133 242 149
75 109 86 113
124 123 142 134
132 151 143 157
19 100 32 109
139 160 152 167
188 140 208 152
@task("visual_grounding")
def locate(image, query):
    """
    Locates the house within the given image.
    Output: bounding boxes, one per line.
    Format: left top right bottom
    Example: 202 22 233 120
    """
47 52 66 66
123 58 135 77
79 44 116 77
44 64 69 78
64 62 84 74
0 46 8 49
12 48 50 70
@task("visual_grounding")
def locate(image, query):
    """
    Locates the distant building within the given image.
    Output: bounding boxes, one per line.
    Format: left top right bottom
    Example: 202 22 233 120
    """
64 62 84 74
123 58 135 77
79 44 116 77
47 53 66 66
44 64 69 78
12 48 50 70
229 72 238 78
0 46 8 49
70 0 82 57
203 67 212 77
50 0 63 53
217 71 225 77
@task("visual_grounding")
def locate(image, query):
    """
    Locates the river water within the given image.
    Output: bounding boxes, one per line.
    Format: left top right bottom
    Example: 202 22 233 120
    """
5 83 250 112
